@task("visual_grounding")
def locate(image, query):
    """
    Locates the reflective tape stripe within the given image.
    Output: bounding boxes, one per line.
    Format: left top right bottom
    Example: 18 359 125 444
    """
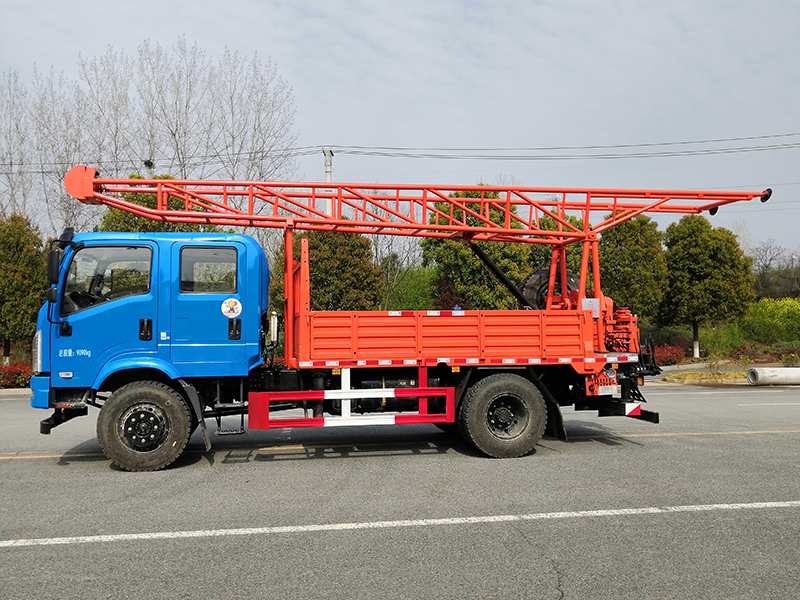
295 354 640 368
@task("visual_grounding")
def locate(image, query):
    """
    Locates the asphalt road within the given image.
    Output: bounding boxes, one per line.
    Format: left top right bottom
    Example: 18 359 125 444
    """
1 382 799 599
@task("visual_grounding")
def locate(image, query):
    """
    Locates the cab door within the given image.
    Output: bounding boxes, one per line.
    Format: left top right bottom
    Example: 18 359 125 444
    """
50 243 158 390
169 242 248 376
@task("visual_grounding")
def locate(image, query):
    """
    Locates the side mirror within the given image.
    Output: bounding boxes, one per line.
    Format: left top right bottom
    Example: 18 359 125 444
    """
47 248 60 285
46 287 58 303
57 227 75 250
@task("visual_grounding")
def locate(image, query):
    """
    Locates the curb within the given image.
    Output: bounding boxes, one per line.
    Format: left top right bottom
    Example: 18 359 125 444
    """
0 388 31 398
659 362 714 373
662 377 749 386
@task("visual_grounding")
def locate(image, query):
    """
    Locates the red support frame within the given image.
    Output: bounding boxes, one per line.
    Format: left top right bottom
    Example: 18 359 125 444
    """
248 386 456 430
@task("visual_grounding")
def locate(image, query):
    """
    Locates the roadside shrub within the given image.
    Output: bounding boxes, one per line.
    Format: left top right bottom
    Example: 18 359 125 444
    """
772 341 800 355
0 363 32 388
641 325 692 348
699 322 748 358
781 353 800 367
741 298 800 344
654 344 686 365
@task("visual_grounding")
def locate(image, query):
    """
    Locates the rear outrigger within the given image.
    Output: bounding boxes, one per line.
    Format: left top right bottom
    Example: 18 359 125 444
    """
30 166 771 470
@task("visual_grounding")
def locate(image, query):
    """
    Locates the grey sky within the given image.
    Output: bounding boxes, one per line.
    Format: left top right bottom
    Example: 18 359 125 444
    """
2 0 798 250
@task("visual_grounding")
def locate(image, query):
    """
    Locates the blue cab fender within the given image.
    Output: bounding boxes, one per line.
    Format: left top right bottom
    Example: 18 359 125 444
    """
92 357 183 391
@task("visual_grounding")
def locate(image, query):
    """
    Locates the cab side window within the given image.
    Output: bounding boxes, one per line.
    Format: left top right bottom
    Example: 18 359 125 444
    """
62 246 152 316
180 247 237 293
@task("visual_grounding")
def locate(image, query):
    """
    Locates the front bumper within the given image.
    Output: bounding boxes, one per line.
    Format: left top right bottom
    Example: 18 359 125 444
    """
30 375 51 409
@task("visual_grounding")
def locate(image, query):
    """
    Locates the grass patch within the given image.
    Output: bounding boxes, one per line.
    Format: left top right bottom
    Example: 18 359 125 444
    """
665 370 747 383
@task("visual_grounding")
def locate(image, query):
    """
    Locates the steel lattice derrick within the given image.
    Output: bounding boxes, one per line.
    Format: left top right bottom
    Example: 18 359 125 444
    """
64 165 771 245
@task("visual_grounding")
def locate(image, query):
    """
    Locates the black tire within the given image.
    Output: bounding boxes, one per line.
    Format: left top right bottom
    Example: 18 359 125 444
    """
520 268 580 309
457 373 546 458
97 381 192 472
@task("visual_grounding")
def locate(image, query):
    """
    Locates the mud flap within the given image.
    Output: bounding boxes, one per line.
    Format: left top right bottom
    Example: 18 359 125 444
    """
178 379 212 451
526 367 567 441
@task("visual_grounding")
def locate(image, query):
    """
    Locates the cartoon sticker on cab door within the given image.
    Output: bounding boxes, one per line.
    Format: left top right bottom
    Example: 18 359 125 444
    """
221 298 242 318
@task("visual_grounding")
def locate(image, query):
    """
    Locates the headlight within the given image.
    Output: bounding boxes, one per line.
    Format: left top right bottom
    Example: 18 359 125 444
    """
32 329 42 374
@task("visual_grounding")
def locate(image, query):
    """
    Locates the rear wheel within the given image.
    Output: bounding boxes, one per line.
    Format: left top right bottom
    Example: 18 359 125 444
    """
97 381 192 472
457 373 546 458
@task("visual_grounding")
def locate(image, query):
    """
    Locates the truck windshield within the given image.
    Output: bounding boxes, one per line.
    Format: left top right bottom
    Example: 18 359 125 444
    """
61 246 152 316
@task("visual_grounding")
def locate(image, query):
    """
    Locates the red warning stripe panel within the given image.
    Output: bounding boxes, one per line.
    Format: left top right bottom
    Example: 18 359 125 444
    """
262 417 325 429
252 390 325 402
423 310 467 317
625 403 642 416
395 414 449 424
543 357 573 364
605 354 639 363
249 386 456 430
393 387 450 398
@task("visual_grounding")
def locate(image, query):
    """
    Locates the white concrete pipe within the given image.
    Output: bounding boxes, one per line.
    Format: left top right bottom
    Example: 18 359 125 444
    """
747 367 800 385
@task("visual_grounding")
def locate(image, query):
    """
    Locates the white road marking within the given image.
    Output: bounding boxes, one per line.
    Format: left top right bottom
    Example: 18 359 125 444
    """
2 500 799 549
737 403 800 406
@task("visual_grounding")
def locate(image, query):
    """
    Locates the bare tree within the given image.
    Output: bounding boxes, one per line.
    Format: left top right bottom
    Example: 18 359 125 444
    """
78 48 138 177
136 38 214 179
750 238 785 297
130 38 298 184
0 70 33 216
728 218 753 255
207 48 298 182
0 38 300 237
31 67 101 234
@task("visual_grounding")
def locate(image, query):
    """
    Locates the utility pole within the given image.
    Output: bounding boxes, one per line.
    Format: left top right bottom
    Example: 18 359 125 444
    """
323 147 334 183
323 148 334 216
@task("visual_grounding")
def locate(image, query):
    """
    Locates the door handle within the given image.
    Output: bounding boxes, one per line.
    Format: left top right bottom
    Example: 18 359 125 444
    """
228 318 241 340
139 318 153 341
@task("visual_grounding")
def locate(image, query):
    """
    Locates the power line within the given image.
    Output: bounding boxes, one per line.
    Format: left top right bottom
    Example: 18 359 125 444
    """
331 131 800 152
331 141 800 160
3 132 800 177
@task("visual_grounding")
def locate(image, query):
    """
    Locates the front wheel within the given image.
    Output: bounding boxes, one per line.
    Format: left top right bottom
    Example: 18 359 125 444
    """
97 381 192 472
457 373 546 458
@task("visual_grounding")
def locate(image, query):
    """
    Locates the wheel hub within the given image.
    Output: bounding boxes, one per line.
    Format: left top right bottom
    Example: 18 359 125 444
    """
122 404 169 451
492 405 514 427
487 395 527 438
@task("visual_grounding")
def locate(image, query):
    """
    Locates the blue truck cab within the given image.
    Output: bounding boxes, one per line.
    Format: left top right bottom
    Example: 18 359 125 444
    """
31 230 270 468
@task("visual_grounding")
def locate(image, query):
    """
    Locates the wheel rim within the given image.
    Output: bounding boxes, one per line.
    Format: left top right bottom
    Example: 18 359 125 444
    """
485 393 529 439
120 403 170 452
